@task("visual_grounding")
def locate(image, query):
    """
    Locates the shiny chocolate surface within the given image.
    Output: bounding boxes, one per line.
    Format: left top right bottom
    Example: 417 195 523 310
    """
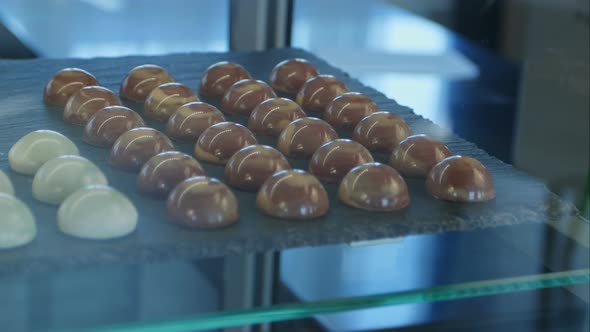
119 64 175 102
338 162 409 211
165 102 225 142
199 61 252 97
137 151 205 198
295 75 348 112
276 117 338 158
248 98 306 136
109 127 175 171
43 68 99 106
352 111 412 152
269 58 319 94
309 139 374 183
256 169 329 220
63 86 121 125
221 79 277 116
83 106 146 147
426 155 496 202
194 122 258 165
224 145 290 191
390 134 453 178
324 92 380 129
144 83 199 121
166 176 239 229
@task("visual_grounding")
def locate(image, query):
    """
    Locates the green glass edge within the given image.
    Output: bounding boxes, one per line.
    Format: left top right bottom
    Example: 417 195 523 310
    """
79 268 589 332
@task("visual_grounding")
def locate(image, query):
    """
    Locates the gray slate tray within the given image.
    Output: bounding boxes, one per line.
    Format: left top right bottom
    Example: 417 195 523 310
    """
0 48 576 276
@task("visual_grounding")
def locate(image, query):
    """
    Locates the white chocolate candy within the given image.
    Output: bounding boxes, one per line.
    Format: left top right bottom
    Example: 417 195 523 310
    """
0 193 37 249
9 130 79 175
57 186 137 240
33 156 108 204
0 170 14 195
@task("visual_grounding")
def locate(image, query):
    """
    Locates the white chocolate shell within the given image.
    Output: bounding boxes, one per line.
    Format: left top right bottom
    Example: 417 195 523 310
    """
0 193 36 249
9 130 79 175
0 170 15 195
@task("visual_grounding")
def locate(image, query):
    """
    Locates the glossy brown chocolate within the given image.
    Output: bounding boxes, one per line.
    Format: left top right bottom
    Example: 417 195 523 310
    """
109 127 175 171
194 122 258 165
277 117 338 158
64 86 121 125
43 68 99 106
269 58 319 94
256 169 329 220
352 112 412 152
167 176 239 229
389 134 452 178
309 139 375 183
324 92 380 129
137 151 205 198
83 106 146 147
248 98 306 136
119 64 175 102
165 102 225 142
221 79 277 116
144 83 199 121
295 75 348 112
338 163 409 211
224 145 290 191
426 155 495 202
199 61 252 97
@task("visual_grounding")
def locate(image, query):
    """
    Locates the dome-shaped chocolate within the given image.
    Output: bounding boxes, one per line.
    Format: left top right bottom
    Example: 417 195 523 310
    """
277 117 338 158
324 92 380 129
64 86 121 125
109 127 175 171
137 151 205 198
199 61 252 97
83 106 145 147
309 139 374 183
165 102 225 142
194 122 257 164
221 79 277 116
426 156 495 202
256 169 329 220
144 83 199 121
248 98 306 136
119 64 175 102
43 68 99 106
225 145 290 191
269 58 319 94
390 135 453 178
9 130 79 175
352 112 411 152
338 163 409 211
295 75 348 112
167 176 239 228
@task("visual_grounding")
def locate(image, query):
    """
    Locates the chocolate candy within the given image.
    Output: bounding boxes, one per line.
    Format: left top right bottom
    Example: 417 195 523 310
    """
426 155 496 202
9 130 79 175
389 135 452 178
295 75 348 112
57 185 137 239
256 169 329 220
167 176 239 229
225 145 290 191
165 102 225 142
144 83 199 121
248 98 306 136
221 79 277 116
324 92 380 129
110 127 175 171
309 139 374 183
194 122 257 165
63 86 122 125
43 68 99 106
137 151 205 198
352 112 411 152
338 163 409 211
199 61 252 97
0 170 14 196
32 155 108 205
120 64 175 102
277 117 338 158
0 193 36 249
269 58 319 94
83 106 145 147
